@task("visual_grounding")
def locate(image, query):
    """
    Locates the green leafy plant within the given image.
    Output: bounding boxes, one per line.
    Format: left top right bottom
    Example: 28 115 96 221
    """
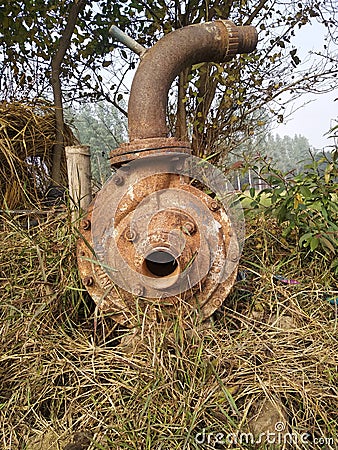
244 151 338 272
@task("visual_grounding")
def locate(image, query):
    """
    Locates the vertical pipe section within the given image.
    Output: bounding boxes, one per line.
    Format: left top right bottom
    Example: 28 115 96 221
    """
128 20 257 142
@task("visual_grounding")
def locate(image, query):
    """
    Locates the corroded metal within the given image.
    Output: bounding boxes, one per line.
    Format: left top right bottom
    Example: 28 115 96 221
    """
77 154 240 326
128 20 258 143
77 20 258 326
110 137 191 167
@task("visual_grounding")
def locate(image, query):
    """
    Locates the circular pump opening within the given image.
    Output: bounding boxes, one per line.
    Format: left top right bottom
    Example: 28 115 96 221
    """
144 250 178 277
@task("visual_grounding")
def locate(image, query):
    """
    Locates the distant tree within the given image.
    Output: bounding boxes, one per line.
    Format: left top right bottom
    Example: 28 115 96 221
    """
253 133 312 173
68 102 127 186
225 131 313 190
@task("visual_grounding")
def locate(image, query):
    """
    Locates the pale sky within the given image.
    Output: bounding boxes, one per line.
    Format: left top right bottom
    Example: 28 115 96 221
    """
273 21 337 150
274 93 337 150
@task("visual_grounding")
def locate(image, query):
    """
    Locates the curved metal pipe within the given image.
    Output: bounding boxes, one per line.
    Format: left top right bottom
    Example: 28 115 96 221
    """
128 20 258 141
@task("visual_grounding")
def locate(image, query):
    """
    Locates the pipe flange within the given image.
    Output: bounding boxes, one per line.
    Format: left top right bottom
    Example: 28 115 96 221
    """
110 137 191 166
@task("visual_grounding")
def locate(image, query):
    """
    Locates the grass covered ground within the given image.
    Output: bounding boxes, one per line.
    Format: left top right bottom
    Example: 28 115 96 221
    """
0 209 337 449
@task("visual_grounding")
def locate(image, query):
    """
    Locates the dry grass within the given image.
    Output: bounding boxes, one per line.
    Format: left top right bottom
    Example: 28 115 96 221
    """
0 211 337 450
0 101 77 209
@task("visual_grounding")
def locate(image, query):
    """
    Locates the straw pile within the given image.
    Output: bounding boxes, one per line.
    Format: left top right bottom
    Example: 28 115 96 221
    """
0 211 337 449
0 101 77 209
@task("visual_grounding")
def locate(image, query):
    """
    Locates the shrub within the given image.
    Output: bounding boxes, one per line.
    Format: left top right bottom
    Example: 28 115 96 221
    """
244 151 338 273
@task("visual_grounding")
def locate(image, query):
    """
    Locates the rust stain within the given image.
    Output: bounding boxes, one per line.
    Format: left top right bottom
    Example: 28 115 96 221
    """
77 20 257 325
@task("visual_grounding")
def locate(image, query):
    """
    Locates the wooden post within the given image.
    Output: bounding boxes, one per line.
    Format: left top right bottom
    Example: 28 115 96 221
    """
65 145 92 221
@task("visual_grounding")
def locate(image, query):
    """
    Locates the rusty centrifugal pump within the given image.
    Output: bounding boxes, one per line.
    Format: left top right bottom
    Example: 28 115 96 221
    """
77 20 258 325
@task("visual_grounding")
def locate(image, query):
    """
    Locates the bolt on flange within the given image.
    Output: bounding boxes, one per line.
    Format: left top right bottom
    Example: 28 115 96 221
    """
82 219 91 230
182 221 196 235
83 276 94 287
125 229 138 241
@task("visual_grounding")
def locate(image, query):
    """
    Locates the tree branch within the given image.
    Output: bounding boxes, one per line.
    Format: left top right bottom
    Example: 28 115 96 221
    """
51 0 87 184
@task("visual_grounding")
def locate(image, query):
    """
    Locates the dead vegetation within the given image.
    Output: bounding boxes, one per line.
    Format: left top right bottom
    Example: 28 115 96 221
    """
0 210 337 450
0 101 76 209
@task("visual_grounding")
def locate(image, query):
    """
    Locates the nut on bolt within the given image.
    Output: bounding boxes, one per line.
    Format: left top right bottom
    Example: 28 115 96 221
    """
230 253 240 263
133 285 144 296
83 276 94 287
82 219 91 230
171 155 184 171
213 297 223 308
183 221 196 235
113 174 124 186
125 229 138 241
209 200 220 211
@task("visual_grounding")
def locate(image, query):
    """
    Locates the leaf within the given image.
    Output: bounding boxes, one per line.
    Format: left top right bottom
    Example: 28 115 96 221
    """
309 8 320 17
299 232 312 247
320 236 336 254
330 258 338 271
293 193 302 209
291 54 301 65
191 62 204 71
310 237 319 251
299 186 312 198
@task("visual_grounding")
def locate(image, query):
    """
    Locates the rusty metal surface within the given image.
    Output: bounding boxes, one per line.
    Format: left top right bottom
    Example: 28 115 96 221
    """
110 137 191 166
77 19 257 325
77 206 131 324
77 153 243 326
128 20 258 141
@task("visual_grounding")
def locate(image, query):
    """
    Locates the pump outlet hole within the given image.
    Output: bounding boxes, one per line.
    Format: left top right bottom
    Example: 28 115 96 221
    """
145 250 178 277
